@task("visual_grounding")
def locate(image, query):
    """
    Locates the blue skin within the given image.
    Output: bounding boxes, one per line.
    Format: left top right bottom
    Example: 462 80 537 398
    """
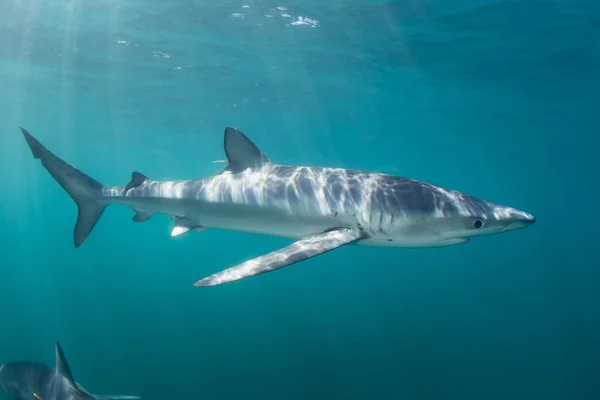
0 361 94 400
0 343 139 400
20 126 535 286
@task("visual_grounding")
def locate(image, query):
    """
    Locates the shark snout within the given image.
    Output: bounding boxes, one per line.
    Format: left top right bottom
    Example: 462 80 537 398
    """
503 209 535 231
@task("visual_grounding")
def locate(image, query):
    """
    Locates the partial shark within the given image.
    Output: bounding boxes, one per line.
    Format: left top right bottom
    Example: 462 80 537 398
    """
20 126 535 286
0 342 139 400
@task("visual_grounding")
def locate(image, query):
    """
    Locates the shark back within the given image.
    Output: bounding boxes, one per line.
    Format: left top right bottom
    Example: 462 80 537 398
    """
0 344 139 400
0 361 84 400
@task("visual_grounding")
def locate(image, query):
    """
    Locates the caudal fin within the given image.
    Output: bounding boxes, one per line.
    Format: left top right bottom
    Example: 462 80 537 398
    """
21 128 107 247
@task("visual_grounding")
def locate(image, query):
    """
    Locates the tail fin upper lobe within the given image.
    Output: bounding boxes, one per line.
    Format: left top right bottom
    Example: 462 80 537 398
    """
21 128 107 247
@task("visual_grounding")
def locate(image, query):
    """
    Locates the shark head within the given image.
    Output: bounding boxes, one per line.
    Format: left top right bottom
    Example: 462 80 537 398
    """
372 179 535 247
471 200 535 235
421 191 535 244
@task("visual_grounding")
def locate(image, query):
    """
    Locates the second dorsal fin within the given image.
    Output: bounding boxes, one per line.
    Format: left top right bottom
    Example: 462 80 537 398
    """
222 127 270 173
123 172 148 195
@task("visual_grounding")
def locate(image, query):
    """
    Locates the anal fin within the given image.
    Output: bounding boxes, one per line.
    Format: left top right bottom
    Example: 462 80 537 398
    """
132 210 153 222
194 227 363 287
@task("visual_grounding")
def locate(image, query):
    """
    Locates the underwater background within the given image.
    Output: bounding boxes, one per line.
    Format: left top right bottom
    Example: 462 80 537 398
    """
0 0 598 399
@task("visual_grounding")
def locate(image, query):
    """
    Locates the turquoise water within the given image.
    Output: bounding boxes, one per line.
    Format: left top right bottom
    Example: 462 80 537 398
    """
0 0 598 399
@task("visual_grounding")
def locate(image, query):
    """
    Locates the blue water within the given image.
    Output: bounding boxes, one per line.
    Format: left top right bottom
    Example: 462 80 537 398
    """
0 0 598 399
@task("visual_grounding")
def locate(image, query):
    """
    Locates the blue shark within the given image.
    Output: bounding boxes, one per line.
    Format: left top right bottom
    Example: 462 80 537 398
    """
0 342 139 400
20 126 535 286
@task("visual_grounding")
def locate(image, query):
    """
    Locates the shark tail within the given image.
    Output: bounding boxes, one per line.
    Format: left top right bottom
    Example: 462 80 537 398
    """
21 128 107 247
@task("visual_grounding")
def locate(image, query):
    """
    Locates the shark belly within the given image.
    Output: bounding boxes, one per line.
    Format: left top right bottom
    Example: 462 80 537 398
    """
104 188 352 240
182 201 348 239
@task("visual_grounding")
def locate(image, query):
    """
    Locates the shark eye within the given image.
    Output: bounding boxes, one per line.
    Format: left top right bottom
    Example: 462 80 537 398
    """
472 218 484 229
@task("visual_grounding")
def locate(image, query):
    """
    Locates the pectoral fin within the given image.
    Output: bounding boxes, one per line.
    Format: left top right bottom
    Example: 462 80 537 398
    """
194 228 363 287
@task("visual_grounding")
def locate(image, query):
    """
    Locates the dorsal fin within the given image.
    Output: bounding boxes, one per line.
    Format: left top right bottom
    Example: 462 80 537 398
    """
123 172 148 195
55 342 83 395
222 127 270 173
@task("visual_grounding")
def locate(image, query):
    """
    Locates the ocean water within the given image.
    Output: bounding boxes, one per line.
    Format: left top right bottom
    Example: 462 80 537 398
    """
0 0 598 399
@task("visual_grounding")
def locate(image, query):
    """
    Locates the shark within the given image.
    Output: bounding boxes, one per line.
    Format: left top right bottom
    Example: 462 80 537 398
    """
20 126 535 287
0 342 139 400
